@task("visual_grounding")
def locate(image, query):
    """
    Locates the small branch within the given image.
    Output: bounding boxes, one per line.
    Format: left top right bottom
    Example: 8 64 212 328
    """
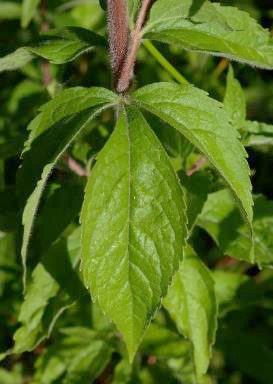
63 154 89 177
143 40 188 85
186 156 207 176
116 0 152 92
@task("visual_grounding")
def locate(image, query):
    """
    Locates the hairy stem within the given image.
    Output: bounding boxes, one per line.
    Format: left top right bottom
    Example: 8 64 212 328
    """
107 0 129 86
116 0 152 93
143 40 189 85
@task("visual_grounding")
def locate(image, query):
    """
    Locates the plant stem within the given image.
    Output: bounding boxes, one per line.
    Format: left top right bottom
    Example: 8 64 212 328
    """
143 40 188 85
186 156 207 176
116 0 152 92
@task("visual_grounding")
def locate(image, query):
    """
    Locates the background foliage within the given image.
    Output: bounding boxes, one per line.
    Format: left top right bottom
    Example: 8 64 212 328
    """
0 0 273 383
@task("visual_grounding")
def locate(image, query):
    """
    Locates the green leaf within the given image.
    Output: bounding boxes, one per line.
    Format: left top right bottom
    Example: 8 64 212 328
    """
150 117 194 168
0 27 106 72
34 327 112 384
198 190 273 267
3 228 84 358
163 246 217 378
12 263 60 354
18 89 116 289
243 120 273 147
134 82 253 244
128 0 140 27
0 48 35 73
0 367 23 384
224 65 246 129
113 359 139 384
144 0 273 69
21 0 40 28
31 27 106 64
140 323 196 384
81 107 187 361
24 86 116 152
0 2 22 20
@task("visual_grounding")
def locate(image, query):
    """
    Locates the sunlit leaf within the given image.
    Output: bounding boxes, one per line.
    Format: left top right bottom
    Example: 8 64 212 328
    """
81 107 187 360
144 0 273 69
134 82 253 246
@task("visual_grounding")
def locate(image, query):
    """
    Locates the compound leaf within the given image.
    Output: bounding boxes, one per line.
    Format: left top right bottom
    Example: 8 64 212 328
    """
81 107 187 361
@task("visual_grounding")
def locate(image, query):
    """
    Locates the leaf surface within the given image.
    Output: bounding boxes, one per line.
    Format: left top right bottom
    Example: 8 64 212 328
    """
224 65 246 129
21 0 40 28
0 27 106 72
24 86 116 152
81 107 187 360
243 120 273 147
134 82 253 240
34 327 112 384
0 2 22 20
144 0 273 69
1 228 84 360
198 190 273 267
163 246 217 378
17 89 116 288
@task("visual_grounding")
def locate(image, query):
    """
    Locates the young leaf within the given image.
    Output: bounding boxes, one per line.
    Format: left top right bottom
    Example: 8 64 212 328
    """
163 246 217 378
224 66 246 129
143 0 273 69
81 107 187 361
21 0 40 28
198 190 273 267
134 82 253 240
17 90 116 288
0 27 106 72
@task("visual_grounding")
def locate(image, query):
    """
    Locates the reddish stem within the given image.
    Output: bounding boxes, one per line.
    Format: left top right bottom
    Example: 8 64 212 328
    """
116 0 152 93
